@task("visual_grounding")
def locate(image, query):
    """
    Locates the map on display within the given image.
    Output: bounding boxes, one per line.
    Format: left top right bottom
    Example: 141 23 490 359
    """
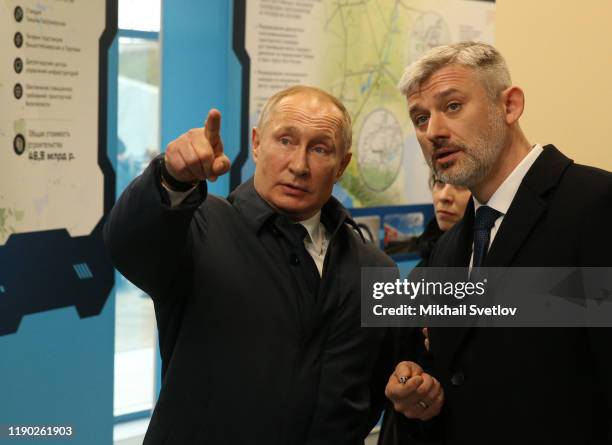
0 0 116 335
241 0 495 208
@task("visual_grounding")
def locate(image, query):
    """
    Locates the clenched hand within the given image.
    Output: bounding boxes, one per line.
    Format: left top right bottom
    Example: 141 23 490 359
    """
164 109 231 183
385 361 444 421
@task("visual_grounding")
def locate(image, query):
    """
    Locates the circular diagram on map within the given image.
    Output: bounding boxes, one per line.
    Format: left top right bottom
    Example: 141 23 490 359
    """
357 108 403 192
407 11 451 64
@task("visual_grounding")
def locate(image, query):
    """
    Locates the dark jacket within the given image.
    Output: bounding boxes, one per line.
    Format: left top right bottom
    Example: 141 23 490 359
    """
383 145 612 444
416 218 445 268
104 158 396 445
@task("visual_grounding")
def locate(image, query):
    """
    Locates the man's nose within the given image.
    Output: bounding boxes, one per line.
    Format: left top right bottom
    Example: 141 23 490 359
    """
288 146 309 176
426 112 450 142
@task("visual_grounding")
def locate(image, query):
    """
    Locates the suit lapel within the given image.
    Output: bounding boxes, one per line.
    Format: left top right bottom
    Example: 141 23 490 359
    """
485 188 546 266
487 145 572 267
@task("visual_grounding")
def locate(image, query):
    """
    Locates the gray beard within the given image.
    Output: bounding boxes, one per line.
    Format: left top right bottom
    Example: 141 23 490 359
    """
432 108 506 188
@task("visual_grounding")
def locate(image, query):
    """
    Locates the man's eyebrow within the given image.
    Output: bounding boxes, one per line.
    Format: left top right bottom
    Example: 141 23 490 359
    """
276 125 300 134
409 88 464 116
312 135 336 147
274 125 336 147
408 103 426 117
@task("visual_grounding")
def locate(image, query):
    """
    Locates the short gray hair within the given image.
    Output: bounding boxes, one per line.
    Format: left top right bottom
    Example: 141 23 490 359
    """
257 85 353 153
398 41 511 100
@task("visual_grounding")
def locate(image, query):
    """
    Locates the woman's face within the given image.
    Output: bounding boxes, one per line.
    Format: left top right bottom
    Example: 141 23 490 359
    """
432 178 471 231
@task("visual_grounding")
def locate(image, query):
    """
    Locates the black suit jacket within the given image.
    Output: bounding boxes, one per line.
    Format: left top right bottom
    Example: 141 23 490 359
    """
104 158 396 444
382 145 612 444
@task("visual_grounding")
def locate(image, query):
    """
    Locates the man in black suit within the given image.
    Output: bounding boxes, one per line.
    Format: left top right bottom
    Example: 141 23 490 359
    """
105 85 444 444
381 42 612 444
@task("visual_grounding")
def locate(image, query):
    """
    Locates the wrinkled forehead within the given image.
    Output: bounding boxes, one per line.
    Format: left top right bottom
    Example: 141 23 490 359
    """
407 64 485 105
267 92 345 134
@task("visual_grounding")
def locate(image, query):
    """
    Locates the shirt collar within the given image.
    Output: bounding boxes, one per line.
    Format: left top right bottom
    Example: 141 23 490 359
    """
474 144 544 214
296 210 325 247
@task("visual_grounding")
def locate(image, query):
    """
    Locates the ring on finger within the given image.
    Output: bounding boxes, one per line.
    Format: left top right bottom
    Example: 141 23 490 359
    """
418 400 429 409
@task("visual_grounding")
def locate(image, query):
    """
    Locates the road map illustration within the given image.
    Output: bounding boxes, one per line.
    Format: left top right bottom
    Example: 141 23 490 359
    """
245 0 495 207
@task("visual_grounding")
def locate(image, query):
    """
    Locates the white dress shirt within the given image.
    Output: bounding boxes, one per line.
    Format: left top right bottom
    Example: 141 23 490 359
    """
470 144 544 267
295 211 329 277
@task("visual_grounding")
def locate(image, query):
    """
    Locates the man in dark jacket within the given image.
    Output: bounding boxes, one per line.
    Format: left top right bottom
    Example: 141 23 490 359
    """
381 42 612 444
105 86 440 444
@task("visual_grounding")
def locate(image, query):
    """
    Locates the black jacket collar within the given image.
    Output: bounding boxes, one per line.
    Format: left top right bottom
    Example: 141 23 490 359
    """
435 144 573 268
486 144 572 267
227 177 358 238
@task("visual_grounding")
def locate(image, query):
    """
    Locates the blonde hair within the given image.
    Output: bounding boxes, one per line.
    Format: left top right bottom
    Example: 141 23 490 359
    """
398 41 511 101
257 85 353 153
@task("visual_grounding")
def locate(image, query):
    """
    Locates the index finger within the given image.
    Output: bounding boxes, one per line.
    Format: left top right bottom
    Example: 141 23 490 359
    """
204 109 222 149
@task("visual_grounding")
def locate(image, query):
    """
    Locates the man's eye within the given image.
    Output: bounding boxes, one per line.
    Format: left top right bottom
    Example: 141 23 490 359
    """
310 146 328 155
280 137 291 145
447 102 461 112
414 115 429 126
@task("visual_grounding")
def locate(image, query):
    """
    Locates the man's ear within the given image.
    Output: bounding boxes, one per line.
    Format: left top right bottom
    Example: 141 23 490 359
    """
336 151 352 181
500 86 525 125
251 127 260 163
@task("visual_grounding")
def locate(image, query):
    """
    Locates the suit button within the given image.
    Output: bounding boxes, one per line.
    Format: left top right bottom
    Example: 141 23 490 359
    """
451 372 465 386
290 253 300 265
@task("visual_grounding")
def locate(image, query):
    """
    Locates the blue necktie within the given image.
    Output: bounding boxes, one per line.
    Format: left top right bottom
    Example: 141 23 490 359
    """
472 206 502 267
